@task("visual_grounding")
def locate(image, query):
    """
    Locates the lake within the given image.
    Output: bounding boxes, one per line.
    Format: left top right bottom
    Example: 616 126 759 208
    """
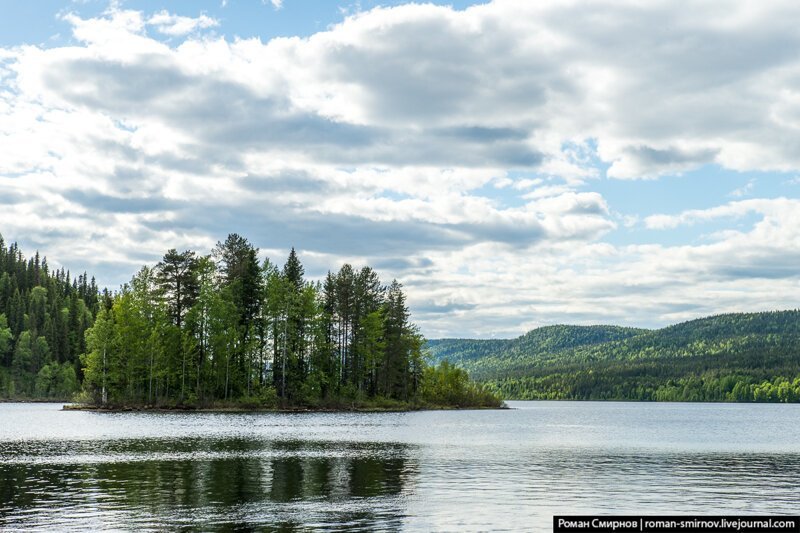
1 401 799 531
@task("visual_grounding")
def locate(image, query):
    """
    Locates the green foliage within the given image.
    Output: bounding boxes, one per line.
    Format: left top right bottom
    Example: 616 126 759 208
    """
0 234 97 398
421 360 503 408
425 338 512 367
428 325 646 380
66 233 491 409
0 366 12 398
0 231 496 409
156 249 199 329
34 362 78 399
0 314 12 365
431 312 800 402
12 330 51 396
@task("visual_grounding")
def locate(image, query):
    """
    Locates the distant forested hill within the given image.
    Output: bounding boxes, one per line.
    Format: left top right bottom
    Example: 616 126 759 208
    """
427 325 646 380
426 312 800 402
425 338 512 368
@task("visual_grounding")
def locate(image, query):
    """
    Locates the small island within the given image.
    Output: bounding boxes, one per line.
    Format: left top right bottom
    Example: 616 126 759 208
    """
0 233 502 411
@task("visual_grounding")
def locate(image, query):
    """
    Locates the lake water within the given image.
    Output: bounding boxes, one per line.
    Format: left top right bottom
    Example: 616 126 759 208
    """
1 401 799 531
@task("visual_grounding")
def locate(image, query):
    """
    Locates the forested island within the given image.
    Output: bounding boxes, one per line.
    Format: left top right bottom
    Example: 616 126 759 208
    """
428 312 800 402
0 233 501 410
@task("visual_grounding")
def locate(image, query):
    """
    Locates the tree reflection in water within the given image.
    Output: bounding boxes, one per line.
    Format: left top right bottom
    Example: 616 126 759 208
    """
0 438 416 531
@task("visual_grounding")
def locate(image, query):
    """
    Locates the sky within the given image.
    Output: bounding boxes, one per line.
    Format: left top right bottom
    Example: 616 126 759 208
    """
1 0 800 338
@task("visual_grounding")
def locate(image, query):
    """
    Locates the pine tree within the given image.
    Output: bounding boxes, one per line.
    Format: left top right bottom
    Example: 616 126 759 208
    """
383 280 410 400
156 249 199 330
283 248 304 291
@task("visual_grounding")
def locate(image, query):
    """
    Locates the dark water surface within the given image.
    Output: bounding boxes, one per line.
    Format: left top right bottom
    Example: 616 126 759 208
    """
1 401 799 531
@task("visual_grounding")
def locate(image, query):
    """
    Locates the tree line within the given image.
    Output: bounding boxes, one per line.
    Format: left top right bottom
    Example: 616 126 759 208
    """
0 235 102 398
487 371 800 403
0 232 501 409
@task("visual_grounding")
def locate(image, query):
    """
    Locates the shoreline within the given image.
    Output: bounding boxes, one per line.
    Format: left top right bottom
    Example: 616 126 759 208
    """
1 398 73 404
62 403 509 413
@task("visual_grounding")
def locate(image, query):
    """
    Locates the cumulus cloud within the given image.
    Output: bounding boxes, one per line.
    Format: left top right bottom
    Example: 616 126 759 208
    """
2 1 800 336
411 197 800 337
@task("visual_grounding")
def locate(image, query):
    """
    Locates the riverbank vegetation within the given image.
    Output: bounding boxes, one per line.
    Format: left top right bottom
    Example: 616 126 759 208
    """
0 233 501 409
428 312 800 402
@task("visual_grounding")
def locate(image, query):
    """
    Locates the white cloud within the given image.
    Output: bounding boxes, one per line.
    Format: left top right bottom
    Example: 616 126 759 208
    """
147 11 219 36
642 198 792 230
411 196 800 336
729 178 756 198
2 1 800 336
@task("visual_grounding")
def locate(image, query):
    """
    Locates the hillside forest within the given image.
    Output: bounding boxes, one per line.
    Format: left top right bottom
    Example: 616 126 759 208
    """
428 313 800 402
